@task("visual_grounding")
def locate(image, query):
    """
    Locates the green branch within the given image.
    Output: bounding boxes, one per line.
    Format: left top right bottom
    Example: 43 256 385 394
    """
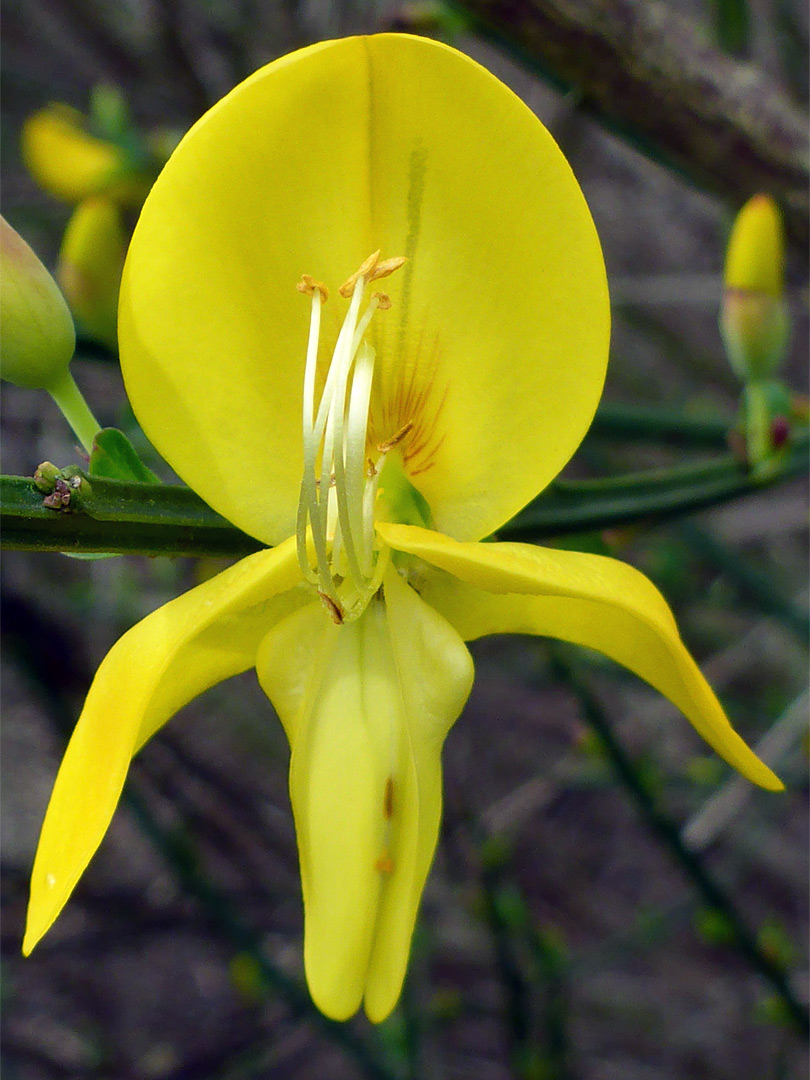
500 435 808 539
2 433 806 556
0 472 263 557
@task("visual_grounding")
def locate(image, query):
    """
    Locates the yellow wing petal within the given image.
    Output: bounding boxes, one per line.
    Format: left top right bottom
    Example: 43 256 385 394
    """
378 523 782 791
24 540 302 956
120 34 608 545
257 566 473 1022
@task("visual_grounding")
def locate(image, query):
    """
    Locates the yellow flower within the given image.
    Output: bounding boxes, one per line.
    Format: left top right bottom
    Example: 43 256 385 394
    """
22 101 152 207
24 35 780 1023
57 196 126 350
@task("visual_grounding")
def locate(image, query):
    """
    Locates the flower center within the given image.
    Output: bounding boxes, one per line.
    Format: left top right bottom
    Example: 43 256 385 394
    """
296 252 407 624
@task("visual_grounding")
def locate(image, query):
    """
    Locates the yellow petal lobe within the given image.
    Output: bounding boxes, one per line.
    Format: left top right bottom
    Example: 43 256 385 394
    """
24 540 302 956
378 523 782 791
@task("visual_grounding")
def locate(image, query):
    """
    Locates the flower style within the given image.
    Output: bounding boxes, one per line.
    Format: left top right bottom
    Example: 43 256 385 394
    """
24 35 780 1023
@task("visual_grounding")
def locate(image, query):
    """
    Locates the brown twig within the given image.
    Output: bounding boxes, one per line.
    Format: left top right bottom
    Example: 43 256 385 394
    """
449 0 809 248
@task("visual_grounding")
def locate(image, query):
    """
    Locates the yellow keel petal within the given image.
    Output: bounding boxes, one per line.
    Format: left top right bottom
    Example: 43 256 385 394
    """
257 567 473 1022
379 523 782 791
24 539 302 956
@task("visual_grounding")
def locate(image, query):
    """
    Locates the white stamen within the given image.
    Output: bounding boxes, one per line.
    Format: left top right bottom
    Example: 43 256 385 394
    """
296 255 405 620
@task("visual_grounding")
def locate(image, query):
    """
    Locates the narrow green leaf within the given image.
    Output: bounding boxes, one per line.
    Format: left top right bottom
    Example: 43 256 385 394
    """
89 427 161 484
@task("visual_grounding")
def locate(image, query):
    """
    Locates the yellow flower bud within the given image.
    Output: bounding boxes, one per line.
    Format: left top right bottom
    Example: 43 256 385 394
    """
22 102 151 208
0 215 75 390
721 195 789 381
724 194 784 296
57 197 126 350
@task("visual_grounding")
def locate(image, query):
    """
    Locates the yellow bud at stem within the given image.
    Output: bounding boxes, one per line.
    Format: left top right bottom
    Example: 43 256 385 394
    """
1 216 101 452
721 196 789 381
724 194 784 297
1 215 76 390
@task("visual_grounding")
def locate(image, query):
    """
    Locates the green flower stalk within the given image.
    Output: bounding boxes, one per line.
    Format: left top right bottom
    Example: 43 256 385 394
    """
0 216 99 452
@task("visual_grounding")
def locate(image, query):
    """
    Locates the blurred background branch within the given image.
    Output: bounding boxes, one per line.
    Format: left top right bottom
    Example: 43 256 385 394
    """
448 0 810 248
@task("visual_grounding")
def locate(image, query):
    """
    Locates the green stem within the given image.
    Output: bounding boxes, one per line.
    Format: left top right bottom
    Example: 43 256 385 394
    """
500 435 808 539
47 369 101 453
548 646 810 1039
2 433 807 556
589 400 730 447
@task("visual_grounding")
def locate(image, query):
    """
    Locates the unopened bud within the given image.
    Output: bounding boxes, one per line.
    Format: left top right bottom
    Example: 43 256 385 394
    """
22 100 151 208
33 461 62 493
57 197 126 350
725 195 783 296
0 216 76 390
720 195 789 381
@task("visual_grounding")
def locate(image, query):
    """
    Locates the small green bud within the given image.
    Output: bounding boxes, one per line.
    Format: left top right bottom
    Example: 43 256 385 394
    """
720 196 790 381
60 467 93 507
89 84 130 142
0 216 76 390
33 461 62 492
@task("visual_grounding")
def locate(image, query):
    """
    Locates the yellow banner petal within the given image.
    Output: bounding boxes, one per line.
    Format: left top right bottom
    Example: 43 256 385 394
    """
24 540 302 956
120 34 608 546
378 523 782 791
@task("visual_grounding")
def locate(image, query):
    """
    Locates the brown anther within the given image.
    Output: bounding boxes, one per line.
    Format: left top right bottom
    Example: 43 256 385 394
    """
370 255 406 281
318 592 344 624
383 777 394 820
377 420 414 454
339 250 381 297
296 274 329 301
372 291 392 310
375 852 394 874
365 458 378 478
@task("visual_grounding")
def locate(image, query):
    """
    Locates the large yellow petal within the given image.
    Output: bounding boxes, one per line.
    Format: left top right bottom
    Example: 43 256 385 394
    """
378 523 782 791
257 566 473 1022
119 34 608 546
24 539 303 956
